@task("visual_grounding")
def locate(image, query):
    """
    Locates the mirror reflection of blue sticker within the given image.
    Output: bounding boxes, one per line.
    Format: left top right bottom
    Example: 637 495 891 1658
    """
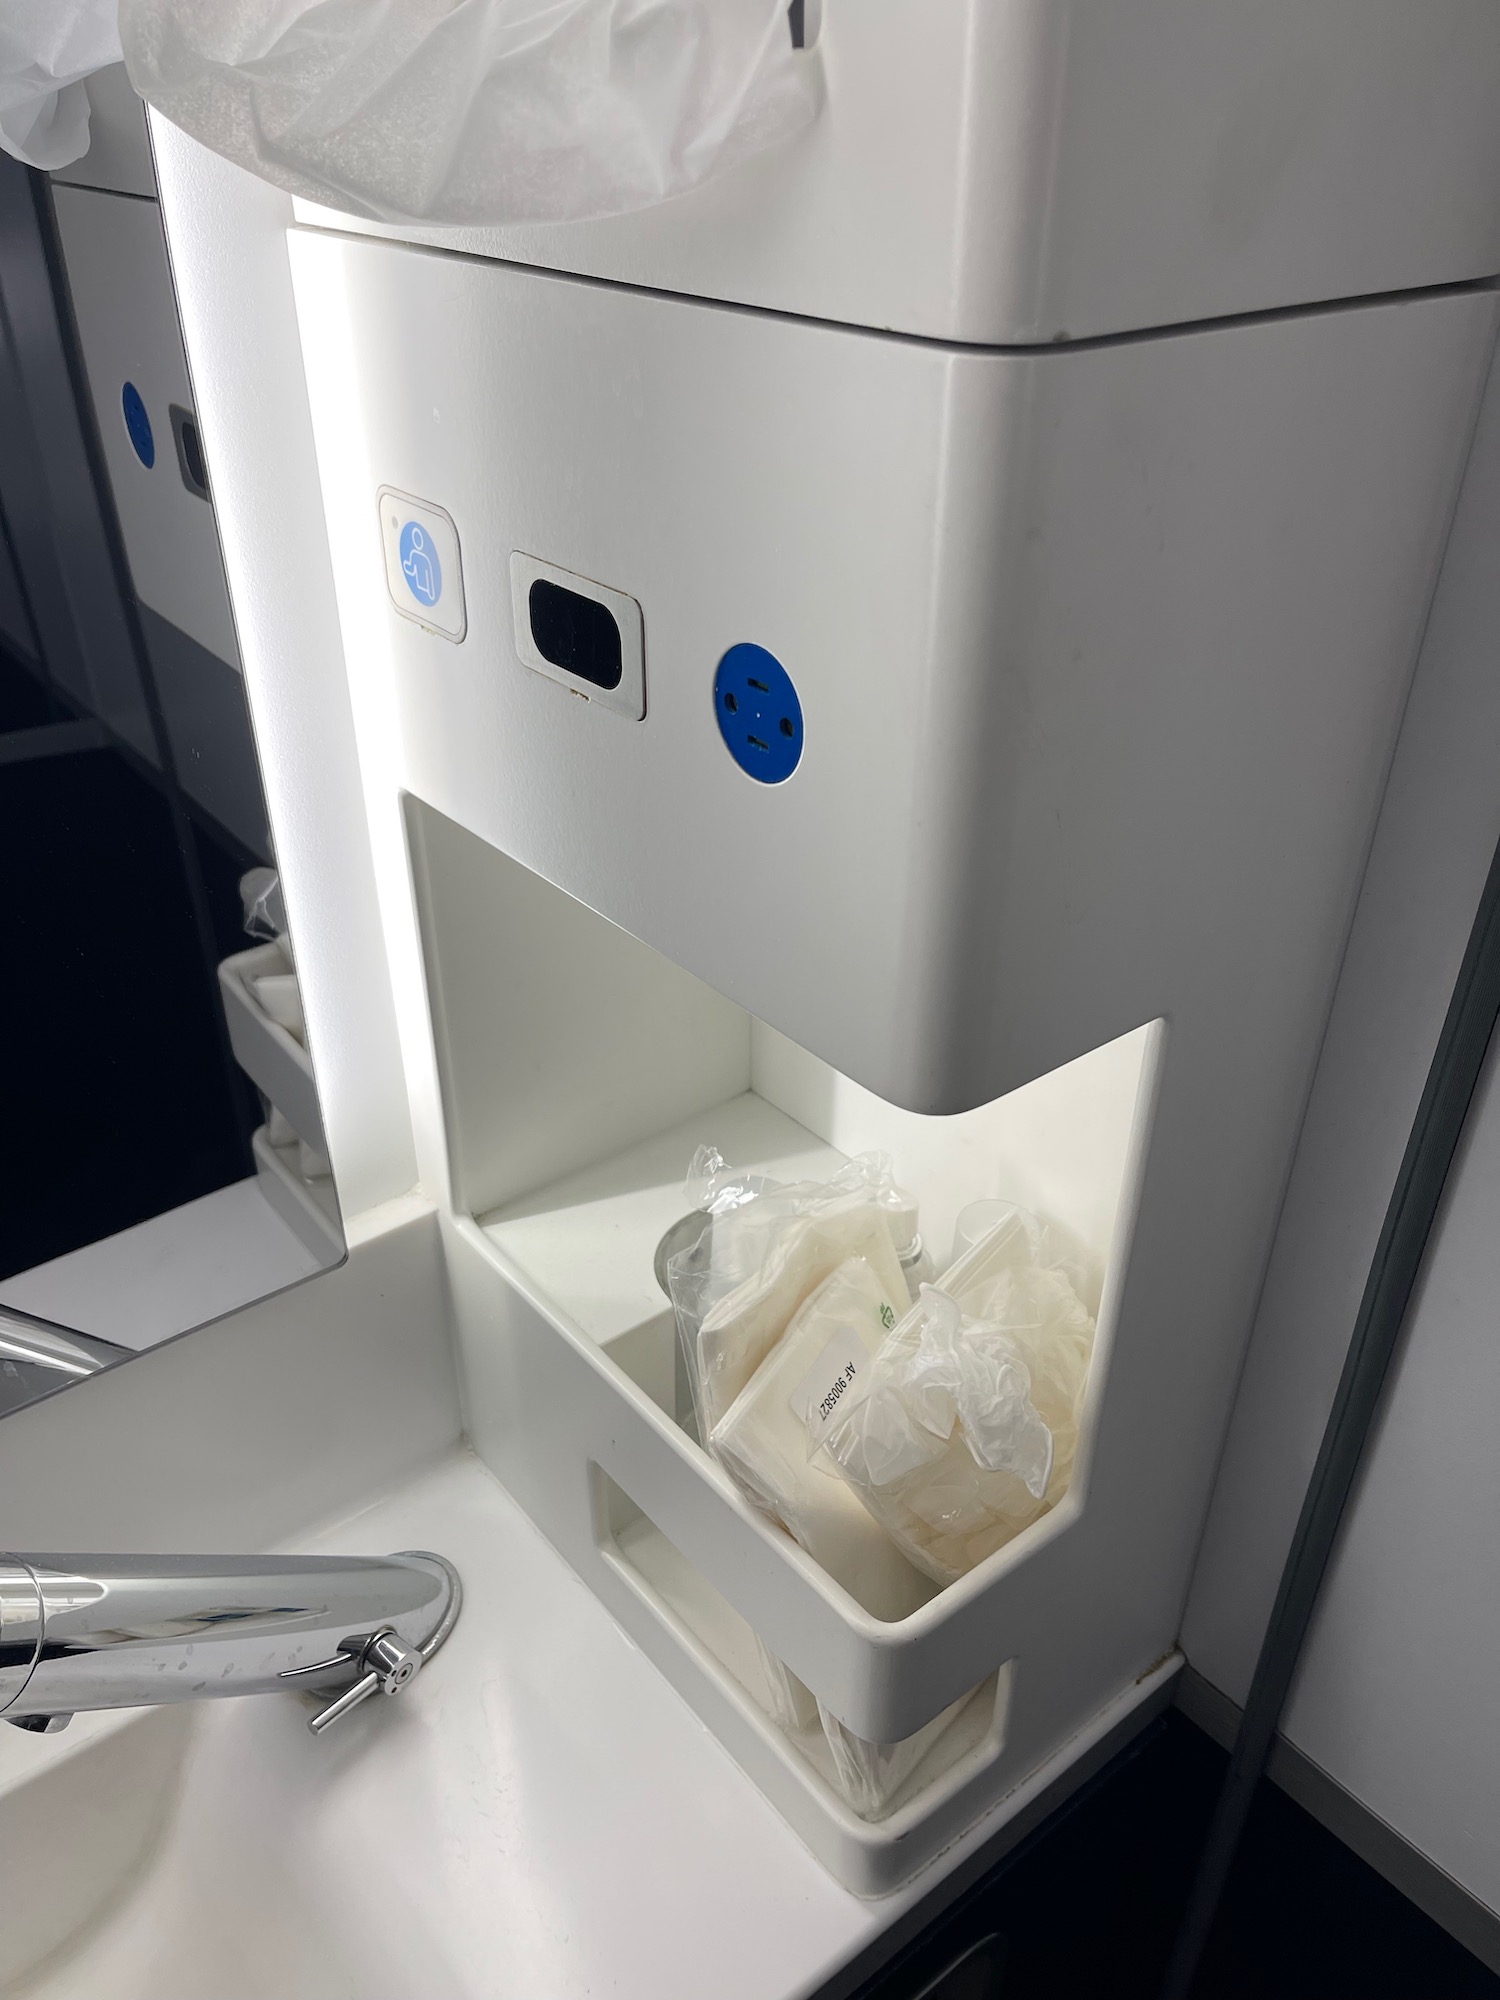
122 381 154 468
399 520 442 607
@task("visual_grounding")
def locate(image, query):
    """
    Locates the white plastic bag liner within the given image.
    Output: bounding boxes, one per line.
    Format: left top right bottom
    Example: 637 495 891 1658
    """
0 2 122 169
824 1208 1096 1585
117 0 821 226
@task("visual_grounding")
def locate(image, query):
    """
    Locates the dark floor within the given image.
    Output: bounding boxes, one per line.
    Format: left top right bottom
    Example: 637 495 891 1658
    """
2 646 260 1279
843 1711 1500 2000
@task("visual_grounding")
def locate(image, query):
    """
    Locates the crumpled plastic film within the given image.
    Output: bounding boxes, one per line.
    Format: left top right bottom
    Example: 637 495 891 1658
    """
117 0 822 226
0 0 122 169
709 1255 932 1624
823 1209 1096 1585
667 1151 910 1436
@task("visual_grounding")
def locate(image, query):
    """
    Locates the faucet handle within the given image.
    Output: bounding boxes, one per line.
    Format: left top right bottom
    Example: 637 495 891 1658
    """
364 1629 423 1694
303 1628 423 1736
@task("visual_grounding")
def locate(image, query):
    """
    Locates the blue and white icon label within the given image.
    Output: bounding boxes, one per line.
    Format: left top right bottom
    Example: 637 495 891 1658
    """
399 520 441 607
378 488 465 642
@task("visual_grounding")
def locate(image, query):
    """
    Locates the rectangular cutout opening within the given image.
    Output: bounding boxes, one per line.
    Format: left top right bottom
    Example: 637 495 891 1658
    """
595 1466 1011 1826
406 795 1157 1583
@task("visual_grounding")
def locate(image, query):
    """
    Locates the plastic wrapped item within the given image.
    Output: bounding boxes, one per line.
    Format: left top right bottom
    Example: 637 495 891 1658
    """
710 1256 932 1623
880 1184 936 1301
666 1150 914 1745
238 864 294 963
666 1151 912 1435
0 1 122 170
949 1197 1012 1265
823 1208 1096 1585
117 0 822 228
669 1150 976 1812
710 1250 975 1819
239 866 283 940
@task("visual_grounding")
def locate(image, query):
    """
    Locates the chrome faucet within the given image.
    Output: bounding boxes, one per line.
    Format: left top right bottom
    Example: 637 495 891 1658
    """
0 1549 460 1738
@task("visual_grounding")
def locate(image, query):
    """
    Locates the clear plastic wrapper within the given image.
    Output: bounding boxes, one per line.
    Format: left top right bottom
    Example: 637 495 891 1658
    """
118 0 821 228
822 1207 1095 1585
710 1255 932 1624
665 1149 910 1436
709 1248 979 1818
238 865 285 942
0 0 121 169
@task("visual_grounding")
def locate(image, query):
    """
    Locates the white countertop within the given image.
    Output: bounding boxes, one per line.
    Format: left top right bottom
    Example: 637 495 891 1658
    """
20 1451 942 2000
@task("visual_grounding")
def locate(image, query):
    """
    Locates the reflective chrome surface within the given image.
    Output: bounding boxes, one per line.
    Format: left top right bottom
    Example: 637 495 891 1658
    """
0 1308 131 1416
0 1550 460 1736
0 1561 44 1711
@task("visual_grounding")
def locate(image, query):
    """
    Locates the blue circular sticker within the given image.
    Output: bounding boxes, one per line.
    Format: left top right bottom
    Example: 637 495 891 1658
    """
399 520 442 607
121 381 154 468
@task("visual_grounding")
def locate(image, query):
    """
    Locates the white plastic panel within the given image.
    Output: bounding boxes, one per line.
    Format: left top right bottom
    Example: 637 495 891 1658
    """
408 806 751 1218
281 228 1498 1891
290 227 1494 1118
298 0 1500 344
51 184 240 667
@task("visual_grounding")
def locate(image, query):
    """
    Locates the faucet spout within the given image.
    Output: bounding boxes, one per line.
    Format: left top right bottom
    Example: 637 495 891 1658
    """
0 1550 460 1737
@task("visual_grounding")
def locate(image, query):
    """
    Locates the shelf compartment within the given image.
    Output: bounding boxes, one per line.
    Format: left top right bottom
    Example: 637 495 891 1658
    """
218 942 326 1153
412 798 1161 1886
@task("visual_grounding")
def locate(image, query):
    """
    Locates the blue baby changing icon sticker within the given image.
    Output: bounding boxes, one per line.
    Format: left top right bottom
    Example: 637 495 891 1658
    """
399 520 441 606
379 488 465 642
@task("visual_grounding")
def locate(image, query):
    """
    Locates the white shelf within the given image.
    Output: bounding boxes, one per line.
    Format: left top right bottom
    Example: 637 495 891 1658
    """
480 1089 847 1379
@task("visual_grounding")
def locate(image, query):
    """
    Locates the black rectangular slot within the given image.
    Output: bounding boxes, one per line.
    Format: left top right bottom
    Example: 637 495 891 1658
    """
170 403 209 502
528 579 623 692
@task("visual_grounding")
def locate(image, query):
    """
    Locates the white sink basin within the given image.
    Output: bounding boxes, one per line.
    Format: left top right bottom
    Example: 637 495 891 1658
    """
0 1706 192 1992
4 1452 972 2000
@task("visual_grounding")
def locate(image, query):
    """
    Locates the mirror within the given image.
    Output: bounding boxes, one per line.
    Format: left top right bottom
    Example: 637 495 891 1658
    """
0 114 344 1416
